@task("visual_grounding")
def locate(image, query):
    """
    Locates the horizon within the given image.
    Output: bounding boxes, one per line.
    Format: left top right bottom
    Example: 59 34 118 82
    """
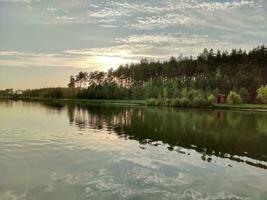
1 0 267 89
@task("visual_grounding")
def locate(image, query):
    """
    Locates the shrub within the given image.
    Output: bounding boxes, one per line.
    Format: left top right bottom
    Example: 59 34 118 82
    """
171 98 181 107
165 98 172 106
192 97 211 107
146 98 157 106
156 98 164 106
207 94 215 104
257 85 267 103
179 98 190 107
227 91 241 104
187 89 197 101
181 88 188 98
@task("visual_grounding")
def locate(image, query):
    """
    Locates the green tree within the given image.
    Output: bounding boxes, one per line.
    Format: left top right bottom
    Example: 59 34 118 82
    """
257 85 267 103
227 91 241 104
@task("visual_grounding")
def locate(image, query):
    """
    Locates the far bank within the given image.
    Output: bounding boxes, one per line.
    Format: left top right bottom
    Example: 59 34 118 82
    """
3 97 267 112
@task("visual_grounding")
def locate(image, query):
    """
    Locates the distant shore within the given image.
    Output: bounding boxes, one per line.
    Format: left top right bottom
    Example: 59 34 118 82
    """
2 97 267 112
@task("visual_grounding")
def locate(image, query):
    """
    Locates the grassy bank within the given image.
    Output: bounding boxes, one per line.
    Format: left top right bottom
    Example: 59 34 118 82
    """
8 97 146 107
2 97 267 111
214 103 267 111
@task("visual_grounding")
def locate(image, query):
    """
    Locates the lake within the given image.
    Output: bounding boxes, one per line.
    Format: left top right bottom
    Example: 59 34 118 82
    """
0 100 267 200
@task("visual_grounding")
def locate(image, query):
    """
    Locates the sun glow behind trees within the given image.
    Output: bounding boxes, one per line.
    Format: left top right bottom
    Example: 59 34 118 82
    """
95 56 134 69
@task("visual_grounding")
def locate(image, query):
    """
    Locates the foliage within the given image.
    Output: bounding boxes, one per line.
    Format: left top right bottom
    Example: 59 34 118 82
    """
0 88 14 97
146 98 157 106
44 88 64 99
76 84 129 100
227 91 242 104
146 95 212 107
257 85 267 103
21 88 76 99
207 94 215 104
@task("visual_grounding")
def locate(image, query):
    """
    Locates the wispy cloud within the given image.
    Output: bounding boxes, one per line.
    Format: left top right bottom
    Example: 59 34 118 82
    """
47 7 57 12
64 33 232 61
130 14 194 30
0 51 60 57
0 50 134 70
86 0 262 29
0 51 85 68
116 34 213 46
53 16 82 24
164 0 258 11
0 0 266 67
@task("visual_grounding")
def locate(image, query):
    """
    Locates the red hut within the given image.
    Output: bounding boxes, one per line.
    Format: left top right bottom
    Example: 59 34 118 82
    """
217 94 227 104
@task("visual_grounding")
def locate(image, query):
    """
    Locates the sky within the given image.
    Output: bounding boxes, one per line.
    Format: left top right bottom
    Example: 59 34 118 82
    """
0 0 266 89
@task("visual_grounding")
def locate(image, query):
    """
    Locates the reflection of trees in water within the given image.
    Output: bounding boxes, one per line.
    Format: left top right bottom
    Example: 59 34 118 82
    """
41 101 65 113
67 105 133 130
65 105 267 169
256 115 267 136
0 99 15 107
2 100 66 114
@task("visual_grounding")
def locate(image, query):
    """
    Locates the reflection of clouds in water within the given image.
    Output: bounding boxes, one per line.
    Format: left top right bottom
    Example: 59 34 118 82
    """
257 116 267 135
0 188 246 200
125 167 192 186
24 168 245 200
85 179 134 198
1 133 265 200
0 191 27 200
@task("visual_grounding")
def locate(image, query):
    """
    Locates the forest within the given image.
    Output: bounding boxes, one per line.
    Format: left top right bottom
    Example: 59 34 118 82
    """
2 45 267 107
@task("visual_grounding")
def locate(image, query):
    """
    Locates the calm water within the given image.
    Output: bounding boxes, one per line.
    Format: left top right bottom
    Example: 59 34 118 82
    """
0 100 267 200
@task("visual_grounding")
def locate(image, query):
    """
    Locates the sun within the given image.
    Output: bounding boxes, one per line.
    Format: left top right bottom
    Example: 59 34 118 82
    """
97 56 128 69
85 55 135 70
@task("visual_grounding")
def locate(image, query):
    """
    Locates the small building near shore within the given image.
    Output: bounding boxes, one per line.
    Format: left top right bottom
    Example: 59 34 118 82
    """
216 94 227 104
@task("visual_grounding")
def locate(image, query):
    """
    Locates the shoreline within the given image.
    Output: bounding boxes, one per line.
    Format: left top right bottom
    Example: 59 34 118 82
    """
2 97 267 112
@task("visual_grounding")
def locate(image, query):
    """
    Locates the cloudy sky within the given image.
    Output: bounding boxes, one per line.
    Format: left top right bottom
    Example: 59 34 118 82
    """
0 0 266 89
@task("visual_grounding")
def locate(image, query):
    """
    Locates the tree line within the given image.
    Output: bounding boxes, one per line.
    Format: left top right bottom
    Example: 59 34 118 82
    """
1 45 267 106
67 45 267 106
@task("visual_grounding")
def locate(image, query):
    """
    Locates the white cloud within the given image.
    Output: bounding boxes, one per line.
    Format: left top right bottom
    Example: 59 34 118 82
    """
130 14 194 30
54 16 78 21
47 7 57 12
89 0 258 18
0 51 60 57
116 34 212 46
0 51 83 68
0 0 42 3
89 7 130 18
86 0 261 29
0 49 135 70
10 0 260 29
165 0 257 11
64 33 232 62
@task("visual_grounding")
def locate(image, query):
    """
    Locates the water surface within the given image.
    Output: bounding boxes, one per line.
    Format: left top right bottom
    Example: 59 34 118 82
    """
0 100 267 200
